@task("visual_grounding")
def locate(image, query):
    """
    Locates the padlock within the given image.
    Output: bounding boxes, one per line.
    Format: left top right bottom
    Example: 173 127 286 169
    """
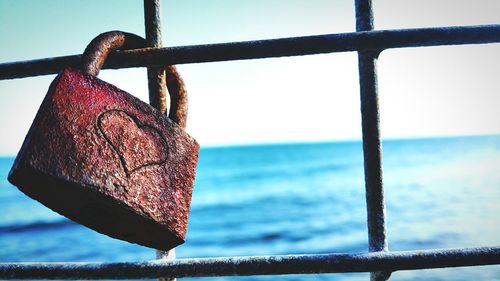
8 31 199 251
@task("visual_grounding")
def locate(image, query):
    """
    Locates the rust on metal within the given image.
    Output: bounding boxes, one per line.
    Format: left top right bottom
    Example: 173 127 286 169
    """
8 68 198 250
81 31 145 77
144 0 168 114
8 31 199 251
165 66 188 129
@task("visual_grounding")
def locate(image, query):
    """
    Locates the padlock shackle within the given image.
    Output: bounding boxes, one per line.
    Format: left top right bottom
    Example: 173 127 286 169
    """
81 31 188 129
81 32 144 77
165 65 188 129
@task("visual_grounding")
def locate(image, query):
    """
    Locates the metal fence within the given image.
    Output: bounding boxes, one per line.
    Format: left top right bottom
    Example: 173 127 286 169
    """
1 1 499 280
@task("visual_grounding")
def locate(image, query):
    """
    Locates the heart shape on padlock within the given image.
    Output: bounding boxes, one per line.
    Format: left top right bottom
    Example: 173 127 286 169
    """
97 109 169 175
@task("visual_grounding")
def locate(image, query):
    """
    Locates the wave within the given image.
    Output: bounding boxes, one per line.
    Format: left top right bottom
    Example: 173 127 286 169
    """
0 220 76 234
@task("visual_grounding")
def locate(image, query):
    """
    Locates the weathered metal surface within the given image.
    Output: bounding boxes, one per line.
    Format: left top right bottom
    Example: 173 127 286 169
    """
81 32 145 77
144 0 168 113
8 68 199 250
143 0 177 278
1 24 500 80
355 0 387 259
165 65 188 129
355 1 389 280
0 247 499 280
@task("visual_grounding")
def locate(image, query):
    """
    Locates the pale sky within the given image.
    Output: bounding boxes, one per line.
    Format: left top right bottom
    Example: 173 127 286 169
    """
1 0 499 155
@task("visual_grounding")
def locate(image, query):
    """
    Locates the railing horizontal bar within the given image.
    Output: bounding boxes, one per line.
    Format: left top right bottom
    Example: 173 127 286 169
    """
1 246 499 280
1 24 499 80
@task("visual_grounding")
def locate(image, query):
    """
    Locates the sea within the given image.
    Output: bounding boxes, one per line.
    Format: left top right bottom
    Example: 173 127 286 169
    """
1 135 499 281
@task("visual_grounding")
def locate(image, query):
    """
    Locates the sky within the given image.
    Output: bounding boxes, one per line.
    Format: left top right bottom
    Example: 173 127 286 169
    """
0 0 499 155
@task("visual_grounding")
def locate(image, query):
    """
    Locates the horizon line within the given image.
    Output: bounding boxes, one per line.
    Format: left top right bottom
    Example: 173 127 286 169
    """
1 133 499 158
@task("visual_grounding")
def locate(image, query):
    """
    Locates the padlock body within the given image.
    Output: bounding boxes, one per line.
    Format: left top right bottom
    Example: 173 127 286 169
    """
8 68 199 251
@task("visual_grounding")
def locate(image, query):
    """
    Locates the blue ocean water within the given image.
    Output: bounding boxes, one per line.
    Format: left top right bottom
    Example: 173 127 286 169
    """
1 136 499 281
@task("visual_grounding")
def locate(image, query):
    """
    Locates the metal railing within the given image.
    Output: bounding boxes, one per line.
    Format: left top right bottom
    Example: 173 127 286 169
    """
1 0 499 280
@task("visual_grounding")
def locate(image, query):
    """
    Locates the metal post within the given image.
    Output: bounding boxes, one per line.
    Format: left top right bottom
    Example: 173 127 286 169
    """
144 0 168 113
354 1 390 280
143 1 175 281
2 25 500 80
2 247 500 279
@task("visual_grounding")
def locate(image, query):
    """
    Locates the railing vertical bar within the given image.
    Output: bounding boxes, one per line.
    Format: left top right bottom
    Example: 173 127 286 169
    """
354 1 390 281
144 1 176 281
144 0 168 113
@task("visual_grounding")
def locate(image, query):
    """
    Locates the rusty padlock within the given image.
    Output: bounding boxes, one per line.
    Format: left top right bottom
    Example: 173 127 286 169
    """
8 31 199 251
